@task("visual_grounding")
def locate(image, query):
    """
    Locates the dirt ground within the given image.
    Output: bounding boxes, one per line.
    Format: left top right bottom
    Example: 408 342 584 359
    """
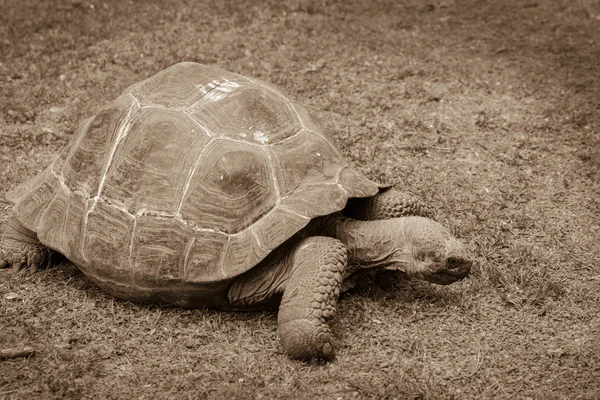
1 0 599 398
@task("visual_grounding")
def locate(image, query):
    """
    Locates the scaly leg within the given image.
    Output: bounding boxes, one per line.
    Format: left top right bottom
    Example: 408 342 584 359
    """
345 187 435 220
0 215 50 272
277 236 347 360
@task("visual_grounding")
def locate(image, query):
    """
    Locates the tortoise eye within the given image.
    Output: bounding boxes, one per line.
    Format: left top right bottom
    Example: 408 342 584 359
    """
415 251 441 263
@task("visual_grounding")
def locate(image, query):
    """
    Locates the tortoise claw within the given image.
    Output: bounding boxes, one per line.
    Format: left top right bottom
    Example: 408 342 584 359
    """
11 262 24 272
29 263 40 274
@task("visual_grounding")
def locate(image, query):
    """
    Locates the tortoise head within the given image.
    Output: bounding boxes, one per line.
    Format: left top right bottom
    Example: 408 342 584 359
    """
386 216 472 285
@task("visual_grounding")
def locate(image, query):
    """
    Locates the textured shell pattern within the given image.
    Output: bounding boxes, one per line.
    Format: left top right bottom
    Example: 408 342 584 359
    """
7 62 378 289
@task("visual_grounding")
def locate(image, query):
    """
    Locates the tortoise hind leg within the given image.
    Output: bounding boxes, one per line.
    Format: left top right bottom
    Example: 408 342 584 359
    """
0 215 51 272
345 187 435 220
277 236 346 360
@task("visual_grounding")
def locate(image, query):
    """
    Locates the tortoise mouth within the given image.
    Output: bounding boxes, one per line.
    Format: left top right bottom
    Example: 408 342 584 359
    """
426 257 472 285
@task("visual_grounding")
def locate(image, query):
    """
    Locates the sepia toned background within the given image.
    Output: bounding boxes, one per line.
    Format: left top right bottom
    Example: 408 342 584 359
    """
1 0 599 398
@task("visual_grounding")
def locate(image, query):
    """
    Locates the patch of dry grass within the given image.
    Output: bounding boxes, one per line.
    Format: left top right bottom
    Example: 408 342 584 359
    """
1 0 599 398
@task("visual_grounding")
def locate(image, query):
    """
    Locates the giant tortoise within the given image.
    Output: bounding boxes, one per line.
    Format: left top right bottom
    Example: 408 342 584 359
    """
0 62 471 360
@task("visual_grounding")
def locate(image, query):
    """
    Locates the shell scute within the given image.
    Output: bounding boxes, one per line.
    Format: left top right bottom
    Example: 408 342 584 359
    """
60 191 87 264
221 228 264 279
187 83 301 144
252 207 310 252
179 139 277 234
102 107 210 214
131 216 192 287
291 102 323 134
51 142 71 177
337 167 379 198
270 129 344 197
126 62 247 109
82 199 134 286
63 95 138 196
280 183 348 218
8 167 61 231
36 184 70 253
185 231 229 283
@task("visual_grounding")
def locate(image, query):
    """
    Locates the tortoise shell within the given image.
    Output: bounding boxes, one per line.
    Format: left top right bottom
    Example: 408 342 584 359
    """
7 62 378 296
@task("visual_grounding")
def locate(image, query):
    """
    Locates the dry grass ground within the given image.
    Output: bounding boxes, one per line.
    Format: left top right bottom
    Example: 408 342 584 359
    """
1 0 599 398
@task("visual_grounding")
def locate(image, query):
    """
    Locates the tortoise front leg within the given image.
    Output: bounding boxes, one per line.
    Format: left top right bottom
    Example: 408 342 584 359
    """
345 187 435 220
277 236 347 360
0 215 50 272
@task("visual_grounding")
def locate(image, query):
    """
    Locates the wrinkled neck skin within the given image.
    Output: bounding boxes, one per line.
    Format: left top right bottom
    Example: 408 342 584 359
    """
308 213 471 285
311 213 416 272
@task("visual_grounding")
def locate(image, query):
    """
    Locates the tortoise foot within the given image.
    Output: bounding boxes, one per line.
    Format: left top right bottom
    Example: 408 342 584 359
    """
278 318 335 360
0 216 50 273
277 236 346 361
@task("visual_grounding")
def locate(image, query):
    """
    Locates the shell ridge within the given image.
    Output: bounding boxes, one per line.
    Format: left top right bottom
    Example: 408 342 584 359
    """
81 93 138 247
129 216 138 288
186 77 243 110
183 109 213 138
287 99 341 153
244 78 303 144
244 77 287 101
219 235 232 278
93 93 139 204
264 147 281 201
175 138 214 215
182 236 195 280
48 184 71 256
59 117 92 180
335 165 350 192
80 199 94 263
191 226 220 234
59 185 72 256
288 103 313 134
280 98 335 149
277 206 312 221
305 127 344 158
33 168 66 234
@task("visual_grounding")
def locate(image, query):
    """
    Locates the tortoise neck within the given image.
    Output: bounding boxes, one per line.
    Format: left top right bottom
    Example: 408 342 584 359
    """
309 214 413 269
